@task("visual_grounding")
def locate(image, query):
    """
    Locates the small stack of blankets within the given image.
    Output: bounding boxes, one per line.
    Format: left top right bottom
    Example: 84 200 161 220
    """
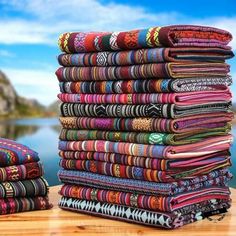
0 138 52 214
56 25 234 229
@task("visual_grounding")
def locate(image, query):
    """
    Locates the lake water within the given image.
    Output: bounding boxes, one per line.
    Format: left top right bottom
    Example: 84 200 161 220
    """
0 117 235 188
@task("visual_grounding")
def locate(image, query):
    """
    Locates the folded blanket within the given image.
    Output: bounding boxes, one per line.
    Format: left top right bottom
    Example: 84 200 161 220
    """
59 113 233 134
58 25 232 53
59 196 230 229
0 162 43 182
59 77 232 94
58 169 232 195
59 150 230 170
56 63 230 82
0 177 48 198
0 196 52 215
0 138 39 167
59 157 231 182
58 135 232 159
58 89 232 105
60 102 231 119
60 184 230 212
59 134 233 158
58 48 234 67
59 125 231 145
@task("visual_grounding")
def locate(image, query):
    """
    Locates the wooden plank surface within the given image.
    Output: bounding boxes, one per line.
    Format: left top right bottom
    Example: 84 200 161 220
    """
0 185 235 236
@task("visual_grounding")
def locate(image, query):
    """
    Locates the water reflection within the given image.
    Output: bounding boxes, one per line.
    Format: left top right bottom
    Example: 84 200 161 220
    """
0 123 39 140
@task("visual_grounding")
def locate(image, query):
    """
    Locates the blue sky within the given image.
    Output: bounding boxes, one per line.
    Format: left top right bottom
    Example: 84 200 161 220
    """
0 0 235 105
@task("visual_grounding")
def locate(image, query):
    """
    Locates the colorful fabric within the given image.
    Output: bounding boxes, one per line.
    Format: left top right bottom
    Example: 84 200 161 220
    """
58 169 232 196
0 138 39 167
59 150 230 171
59 126 231 145
0 196 52 215
59 196 230 229
60 184 230 212
60 102 231 119
59 77 232 94
0 177 48 198
57 24 233 228
56 63 230 82
58 48 234 67
0 162 43 182
58 89 232 105
59 113 233 133
58 25 232 53
59 156 230 182
58 135 232 159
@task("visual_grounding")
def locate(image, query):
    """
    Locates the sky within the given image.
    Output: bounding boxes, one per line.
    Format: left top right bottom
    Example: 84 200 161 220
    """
0 0 235 105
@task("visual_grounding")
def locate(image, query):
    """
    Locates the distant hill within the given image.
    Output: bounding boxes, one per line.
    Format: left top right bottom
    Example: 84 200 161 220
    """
232 103 236 112
46 100 60 116
0 70 56 119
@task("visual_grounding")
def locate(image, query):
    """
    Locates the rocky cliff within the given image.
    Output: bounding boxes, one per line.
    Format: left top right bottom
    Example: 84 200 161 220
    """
0 70 46 118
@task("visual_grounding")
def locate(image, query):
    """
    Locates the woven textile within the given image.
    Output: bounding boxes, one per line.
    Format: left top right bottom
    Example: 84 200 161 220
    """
59 126 231 145
56 63 230 82
0 196 52 215
59 113 233 133
59 77 232 94
58 169 232 196
57 24 233 228
58 89 232 105
0 138 39 167
59 157 230 182
60 102 231 119
60 184 230 212
59 196 230 229
59 151 230 170
58 25 232 53
0 177 48 198
0 162 43 182
58 48 234 67
58 135 232 159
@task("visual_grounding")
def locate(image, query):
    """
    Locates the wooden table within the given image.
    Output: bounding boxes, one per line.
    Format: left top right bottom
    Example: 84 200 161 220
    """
0 185 235 236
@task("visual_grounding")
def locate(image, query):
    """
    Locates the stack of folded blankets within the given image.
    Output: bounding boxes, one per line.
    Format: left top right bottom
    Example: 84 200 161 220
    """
0 138 52 214
56 25 234 229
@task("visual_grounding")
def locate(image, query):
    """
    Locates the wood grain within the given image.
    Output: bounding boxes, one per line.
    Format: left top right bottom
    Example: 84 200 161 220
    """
0 185 235 236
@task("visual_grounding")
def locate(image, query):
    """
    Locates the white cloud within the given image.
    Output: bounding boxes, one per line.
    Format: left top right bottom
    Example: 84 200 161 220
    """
0 49 15 57
0 0 181 45
0 0 235 49
2 68 58 105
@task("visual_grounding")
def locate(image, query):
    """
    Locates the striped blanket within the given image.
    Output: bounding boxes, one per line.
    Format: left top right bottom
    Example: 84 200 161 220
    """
59 113 233 133
58 48 234 66
59 150 230 170
0 177 48 198
56 63 230 81
59 102 231 119
58 89 232 105
60 184 230 212
59 125 231 145
59 157 231 182
58 169 232 196
0 196 52 215
0 162 43 182
58 25 232 53
0 138 39 167
58 135 232 159
59 77 232 94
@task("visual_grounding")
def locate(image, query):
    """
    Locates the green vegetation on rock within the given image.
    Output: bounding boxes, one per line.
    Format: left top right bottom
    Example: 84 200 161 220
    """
0 70 58 119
